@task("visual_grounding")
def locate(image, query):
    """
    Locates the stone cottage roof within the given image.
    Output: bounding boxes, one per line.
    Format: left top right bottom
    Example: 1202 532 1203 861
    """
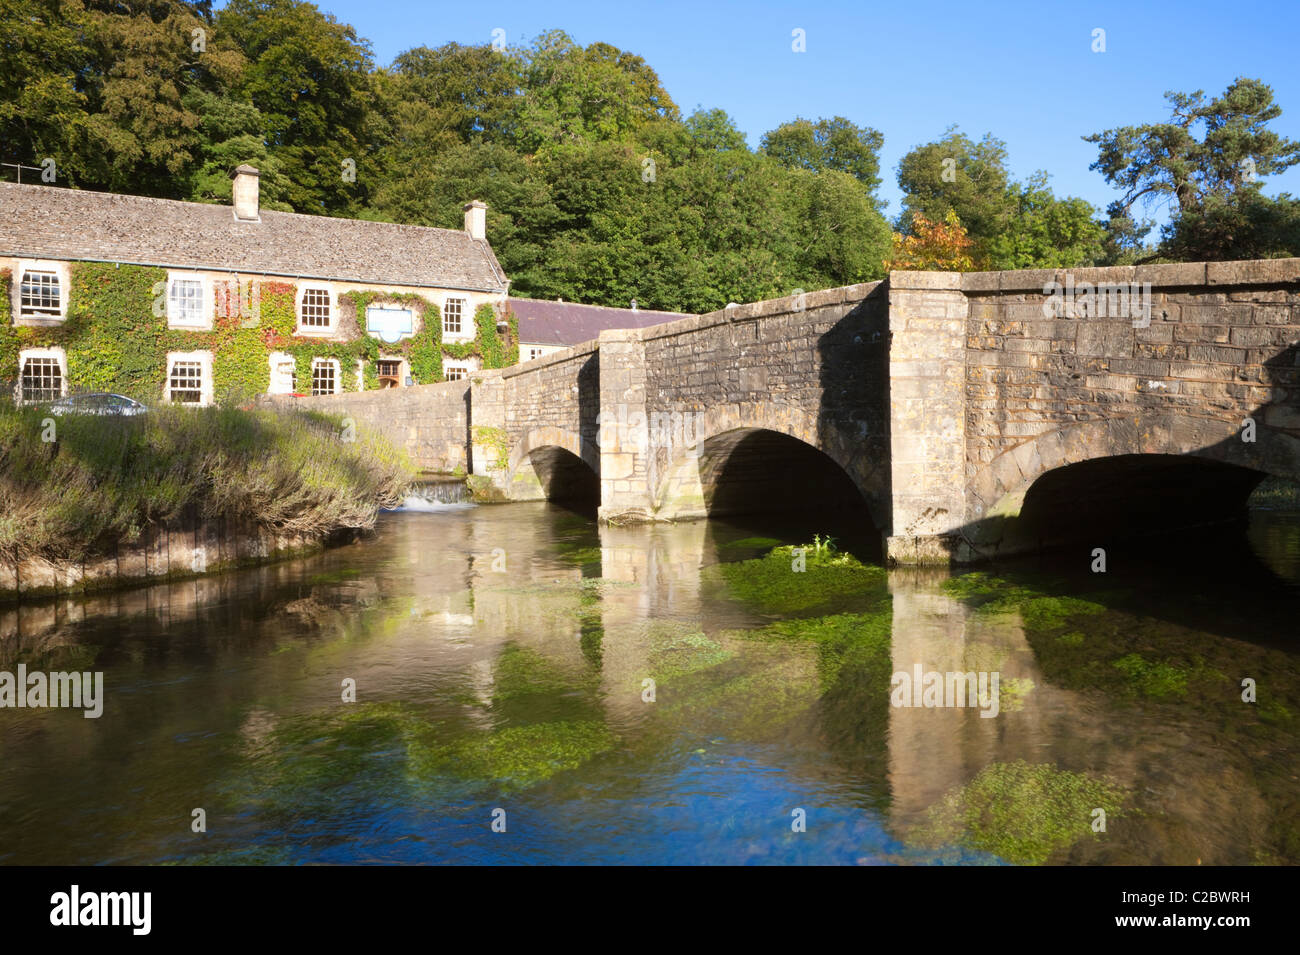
506 298 688 346
0 182 510 293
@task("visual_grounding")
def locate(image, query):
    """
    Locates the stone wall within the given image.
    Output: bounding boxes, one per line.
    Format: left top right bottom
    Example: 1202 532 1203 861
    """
285 378 472 474
498 344 601 499
600 283 890 523
0 520 324 601
895 257 1300 562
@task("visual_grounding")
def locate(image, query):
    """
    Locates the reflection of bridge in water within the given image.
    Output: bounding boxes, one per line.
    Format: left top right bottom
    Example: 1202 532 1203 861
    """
300 257 1300 565
7 501 1290 864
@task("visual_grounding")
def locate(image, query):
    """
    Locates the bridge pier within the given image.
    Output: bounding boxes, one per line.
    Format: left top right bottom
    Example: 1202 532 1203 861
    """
596 329 657 522
885 272 975 564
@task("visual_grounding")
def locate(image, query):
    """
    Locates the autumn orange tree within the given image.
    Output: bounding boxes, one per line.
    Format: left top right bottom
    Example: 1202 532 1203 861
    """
883 209 977 271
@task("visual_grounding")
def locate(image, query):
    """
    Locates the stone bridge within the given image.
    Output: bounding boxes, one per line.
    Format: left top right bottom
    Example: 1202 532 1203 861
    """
292 258 1300 564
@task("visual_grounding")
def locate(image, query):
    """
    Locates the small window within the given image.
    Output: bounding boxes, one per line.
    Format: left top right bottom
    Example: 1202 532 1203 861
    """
376 360 400 378
443 298 465 335
301 287 331 329
444 364 467 381
527 347 544 361
20 356 63 402
311 359 338 396
168 360 204 404
168 277 205 325
20 271 61 318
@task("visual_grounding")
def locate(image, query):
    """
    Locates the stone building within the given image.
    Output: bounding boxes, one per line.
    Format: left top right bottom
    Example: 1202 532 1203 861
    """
507 298 687 362
0 166 510 405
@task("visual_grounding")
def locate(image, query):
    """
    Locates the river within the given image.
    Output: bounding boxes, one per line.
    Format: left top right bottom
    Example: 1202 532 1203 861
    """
1 498 1297 865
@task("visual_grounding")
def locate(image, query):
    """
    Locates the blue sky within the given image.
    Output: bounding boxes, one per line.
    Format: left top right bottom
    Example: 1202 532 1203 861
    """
285 0 1300 224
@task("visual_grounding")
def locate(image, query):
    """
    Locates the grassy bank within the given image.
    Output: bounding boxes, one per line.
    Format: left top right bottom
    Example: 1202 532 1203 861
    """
0 403 412 563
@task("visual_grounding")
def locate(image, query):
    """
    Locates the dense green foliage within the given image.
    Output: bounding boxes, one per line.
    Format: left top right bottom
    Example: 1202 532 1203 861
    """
4 2 1297 305
0 402 411 562
0 265 512 400
0 3 892 311
896 128 1107 269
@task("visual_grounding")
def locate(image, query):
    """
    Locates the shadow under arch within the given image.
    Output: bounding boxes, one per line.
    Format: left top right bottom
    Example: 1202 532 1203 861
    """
507 427 600 507
658 421 882 561
653 400 888 530
962 411 1300 561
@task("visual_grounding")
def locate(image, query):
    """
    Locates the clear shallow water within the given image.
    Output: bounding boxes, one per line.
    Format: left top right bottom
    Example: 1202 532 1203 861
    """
0 502 1297 865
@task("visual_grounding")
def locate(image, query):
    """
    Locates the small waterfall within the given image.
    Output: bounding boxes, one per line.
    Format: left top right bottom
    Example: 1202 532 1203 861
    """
388 478 474 512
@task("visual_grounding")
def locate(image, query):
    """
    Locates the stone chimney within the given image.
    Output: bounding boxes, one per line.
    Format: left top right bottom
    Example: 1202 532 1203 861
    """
463 200 487 240
232 164 260 221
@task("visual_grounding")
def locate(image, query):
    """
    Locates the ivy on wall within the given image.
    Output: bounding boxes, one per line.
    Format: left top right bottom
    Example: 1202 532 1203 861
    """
0 271 13 378
0 265 516 401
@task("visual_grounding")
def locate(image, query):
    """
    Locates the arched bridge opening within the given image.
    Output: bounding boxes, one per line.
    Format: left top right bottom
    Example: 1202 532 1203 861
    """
689 427 881 559
1006 454 1266 555
528 445 600 507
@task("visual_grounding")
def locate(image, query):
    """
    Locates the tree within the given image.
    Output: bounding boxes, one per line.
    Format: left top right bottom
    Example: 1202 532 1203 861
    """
897 127 1104 269
0 0 88 180
383 43 522 149
760 116 884 196
884 210 976 272
896 128 1015 250
513 30 678 152
1163 189 1300 261
1 0 243 197
1085 77 1300 260
684 108 748 153
985 175 1105 270
217 0 377 214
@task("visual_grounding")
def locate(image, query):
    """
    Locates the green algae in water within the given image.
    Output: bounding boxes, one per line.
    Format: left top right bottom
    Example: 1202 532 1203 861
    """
943 572 1106 628
911 760 1130 865
713 544 885 615
491 644 596 703
743 609 893 690
720 536 784 550
407 720 617 791
1111 653 1192 700
643 622 733 682
307 568 362 585
236 701 619 810
998 677 1035 712
557 545 603 566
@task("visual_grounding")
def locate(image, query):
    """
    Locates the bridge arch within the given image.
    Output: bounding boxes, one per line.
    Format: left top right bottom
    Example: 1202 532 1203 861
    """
507 426 599 504
965 413 1300 557
652 400 886 528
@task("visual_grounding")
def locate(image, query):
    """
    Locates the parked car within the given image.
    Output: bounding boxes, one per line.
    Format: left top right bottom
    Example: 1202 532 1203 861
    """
48 393 148 417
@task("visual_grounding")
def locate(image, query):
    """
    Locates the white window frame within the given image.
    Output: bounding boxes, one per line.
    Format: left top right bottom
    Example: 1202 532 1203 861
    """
442 295 469 340
526 347 545 362
267 351 297 395
310 357 341 396
165 271 213 329
444 363 468 382
13 260 70 324
297 284 335 334
15 347 68 404
164 350 213 407
296 284 336 335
